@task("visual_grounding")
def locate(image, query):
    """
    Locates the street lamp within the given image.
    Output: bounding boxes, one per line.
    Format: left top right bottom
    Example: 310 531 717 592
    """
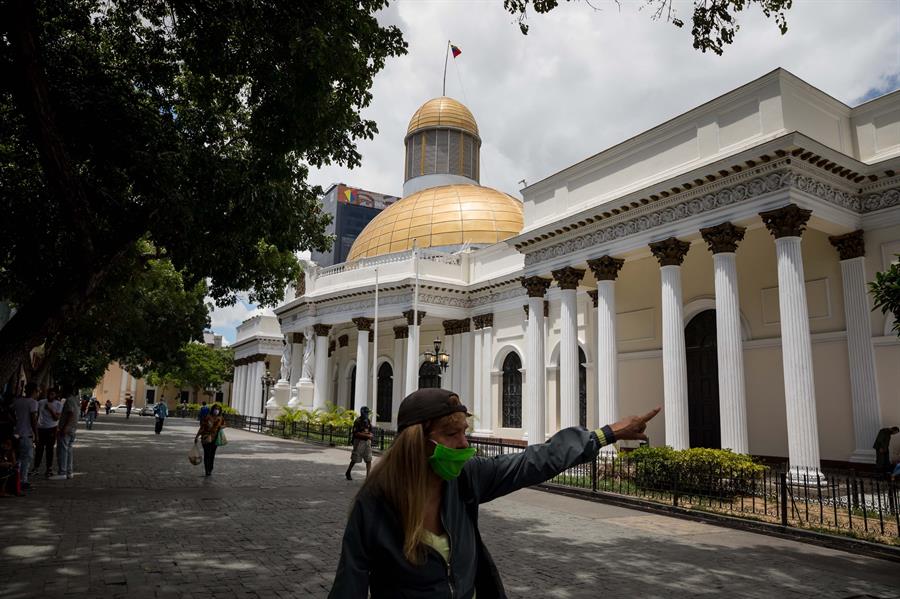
260 370 275 413
424 338 450 373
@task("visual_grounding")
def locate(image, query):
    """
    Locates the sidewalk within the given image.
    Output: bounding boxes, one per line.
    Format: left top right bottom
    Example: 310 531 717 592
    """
0 414 897 598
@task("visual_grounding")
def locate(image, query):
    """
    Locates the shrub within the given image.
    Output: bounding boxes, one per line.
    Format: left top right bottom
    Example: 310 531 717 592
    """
627 446 767 498
275 403 357 428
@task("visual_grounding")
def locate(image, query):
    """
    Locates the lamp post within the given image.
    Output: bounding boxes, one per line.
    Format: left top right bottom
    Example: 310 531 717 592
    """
424 338 450 373
260 370 275 414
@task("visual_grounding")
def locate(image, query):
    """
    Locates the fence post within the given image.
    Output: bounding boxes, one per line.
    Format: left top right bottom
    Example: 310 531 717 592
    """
780 471 788 526
591 456 598 493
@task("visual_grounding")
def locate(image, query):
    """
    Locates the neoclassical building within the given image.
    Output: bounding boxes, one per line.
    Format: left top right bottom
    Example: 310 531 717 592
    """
244 69 900 472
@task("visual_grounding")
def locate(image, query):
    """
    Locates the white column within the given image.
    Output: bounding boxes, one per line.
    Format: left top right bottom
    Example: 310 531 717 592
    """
761 204 821 475
242 364 252 414
458 324 473 408
587 256 624 435
479 320 494 434
651 238 690 450
714 252 749 453
352 319 371 414
558 287 579 429
830 231 882 462
313 326 331 410
233 365 244 414
472 325 483 421
404 311 422 396
523 277 550 444
289 339 303 387
392 327 406 428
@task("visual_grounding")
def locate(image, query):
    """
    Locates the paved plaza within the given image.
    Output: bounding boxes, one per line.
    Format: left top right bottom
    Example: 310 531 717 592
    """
0 415 897 599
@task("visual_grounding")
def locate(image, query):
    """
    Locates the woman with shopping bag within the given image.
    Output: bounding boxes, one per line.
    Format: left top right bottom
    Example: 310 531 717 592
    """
195 404 226 476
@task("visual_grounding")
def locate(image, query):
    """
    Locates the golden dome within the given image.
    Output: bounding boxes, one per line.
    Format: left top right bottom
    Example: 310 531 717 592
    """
406 97 479 138
347 184 523 261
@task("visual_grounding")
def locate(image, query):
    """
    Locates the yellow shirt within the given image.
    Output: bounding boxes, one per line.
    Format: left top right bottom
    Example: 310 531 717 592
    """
422 531 475 598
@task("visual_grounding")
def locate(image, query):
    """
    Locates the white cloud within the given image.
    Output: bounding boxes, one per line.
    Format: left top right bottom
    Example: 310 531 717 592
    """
308 0 900 199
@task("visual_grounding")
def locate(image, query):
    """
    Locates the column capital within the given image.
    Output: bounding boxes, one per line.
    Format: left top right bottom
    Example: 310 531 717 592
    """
473 313 494 329
457 318 471 333
291 332 305 344
649 237 691 267
759 204 812 239
442 319 457 336
829 229 865 260
587 289 599 308
352 316 373 331
551 267 585 290
522 276 551 297
338 334 349 348
393 325 409 340
403 310 426 326
587 256 624 281
700 222 746 254
313 324 332 337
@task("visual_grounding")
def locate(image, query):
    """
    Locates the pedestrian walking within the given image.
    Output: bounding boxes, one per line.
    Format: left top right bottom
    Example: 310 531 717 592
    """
124 395 134 419
198 401 209 422
12 382 38 492
329 388 660 598
104 399 112 415
54 388 80 480
194 404 226 476
85 397 100 430
345 406 374 480
874 426 899 475
32 388 62 477
154 401 168 434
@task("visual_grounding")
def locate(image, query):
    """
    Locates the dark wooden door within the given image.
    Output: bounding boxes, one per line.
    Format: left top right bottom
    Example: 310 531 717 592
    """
376 362 393 423
686 310 720 449
418 362 441 389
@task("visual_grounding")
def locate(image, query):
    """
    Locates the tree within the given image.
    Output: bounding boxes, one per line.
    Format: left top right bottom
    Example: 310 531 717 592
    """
145 341 234 401
871 259 900 337
37 252 210 390
0 1 407 383
503 0 792 55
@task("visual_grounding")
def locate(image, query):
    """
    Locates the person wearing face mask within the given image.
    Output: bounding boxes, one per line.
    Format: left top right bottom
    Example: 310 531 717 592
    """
329 388 660 598
194 403 226 476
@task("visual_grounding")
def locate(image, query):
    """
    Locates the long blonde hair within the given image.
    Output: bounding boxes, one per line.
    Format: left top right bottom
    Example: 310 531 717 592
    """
360 412 467 564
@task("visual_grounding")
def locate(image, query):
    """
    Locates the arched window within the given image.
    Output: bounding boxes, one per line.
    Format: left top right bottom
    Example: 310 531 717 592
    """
348 366 356 409
418 362 441 389
377 362 393 423
578 347 587 428
501 352 522 428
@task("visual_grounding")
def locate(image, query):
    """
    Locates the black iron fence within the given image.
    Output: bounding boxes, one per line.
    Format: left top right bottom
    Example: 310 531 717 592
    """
175 410 899 545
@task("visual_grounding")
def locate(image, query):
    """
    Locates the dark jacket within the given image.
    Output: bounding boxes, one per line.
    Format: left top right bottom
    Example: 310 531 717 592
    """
329 426 613 598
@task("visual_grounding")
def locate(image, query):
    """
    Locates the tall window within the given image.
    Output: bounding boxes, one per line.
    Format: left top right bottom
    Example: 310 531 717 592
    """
501 352 522 428
349 365 356 409
377 362 393 423
578 347 587 428
418 362 441 389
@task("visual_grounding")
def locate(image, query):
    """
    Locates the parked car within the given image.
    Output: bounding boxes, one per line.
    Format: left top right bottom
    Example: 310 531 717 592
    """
139 405 155 416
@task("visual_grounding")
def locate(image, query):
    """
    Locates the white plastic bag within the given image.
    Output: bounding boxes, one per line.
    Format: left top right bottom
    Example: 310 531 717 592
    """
188 441 202 465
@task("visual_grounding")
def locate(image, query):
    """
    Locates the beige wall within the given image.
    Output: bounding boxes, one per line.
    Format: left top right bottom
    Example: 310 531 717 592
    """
92 362 233 409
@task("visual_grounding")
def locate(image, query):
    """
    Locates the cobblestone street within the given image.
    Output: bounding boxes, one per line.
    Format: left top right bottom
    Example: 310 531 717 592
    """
1 415 897 599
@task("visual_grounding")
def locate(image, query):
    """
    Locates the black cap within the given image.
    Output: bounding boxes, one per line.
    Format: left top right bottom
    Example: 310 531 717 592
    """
397 389 471 432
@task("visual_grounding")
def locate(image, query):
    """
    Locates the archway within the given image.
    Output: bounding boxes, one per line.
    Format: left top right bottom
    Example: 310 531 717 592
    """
501 352 522 428
578 347 587 428
418 361 441 389
686 309 720 449
377 362 393 423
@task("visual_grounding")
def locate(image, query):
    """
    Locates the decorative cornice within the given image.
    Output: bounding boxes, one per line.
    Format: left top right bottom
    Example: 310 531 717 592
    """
587 289 599 308
393 325 409 340
551 267 585 290
649 237 691 267
861 187 900 213
524 169 792 268
829 229 865 260
700 222 746 254
403 310 426 326
352 316 373 331
313 324 332 337
586 256 624 281
338 334 349 348
233 353 267 367
759 203 812 239
522 276 551 298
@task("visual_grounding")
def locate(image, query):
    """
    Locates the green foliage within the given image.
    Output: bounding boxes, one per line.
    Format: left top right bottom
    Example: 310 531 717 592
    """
627 446 767 497
276 403 357 427
145 342 234 394
0 0 407 379
870 257 900 336
503 0 792 55
181 402 236 415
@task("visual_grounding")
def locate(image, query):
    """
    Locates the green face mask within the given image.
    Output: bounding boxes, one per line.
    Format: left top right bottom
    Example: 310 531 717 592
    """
428 440 477 481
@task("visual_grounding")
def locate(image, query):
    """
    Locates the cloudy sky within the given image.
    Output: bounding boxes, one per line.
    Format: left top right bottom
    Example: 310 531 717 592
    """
210 0 900 343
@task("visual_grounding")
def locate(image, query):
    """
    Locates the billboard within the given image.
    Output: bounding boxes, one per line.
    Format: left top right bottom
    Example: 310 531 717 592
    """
336 184 399 210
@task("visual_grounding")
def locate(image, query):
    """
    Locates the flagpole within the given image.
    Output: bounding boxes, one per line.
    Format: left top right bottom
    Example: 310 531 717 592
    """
442 40 450 96
371 267 379 427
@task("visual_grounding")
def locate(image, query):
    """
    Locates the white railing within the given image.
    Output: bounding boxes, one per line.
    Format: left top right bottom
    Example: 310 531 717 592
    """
312 248 462 279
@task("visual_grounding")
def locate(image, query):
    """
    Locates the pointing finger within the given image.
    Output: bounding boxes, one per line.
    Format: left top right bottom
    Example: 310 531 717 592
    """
641 406 662 422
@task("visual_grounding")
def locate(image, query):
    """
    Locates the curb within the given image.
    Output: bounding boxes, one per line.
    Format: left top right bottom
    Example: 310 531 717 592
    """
537 483 900 563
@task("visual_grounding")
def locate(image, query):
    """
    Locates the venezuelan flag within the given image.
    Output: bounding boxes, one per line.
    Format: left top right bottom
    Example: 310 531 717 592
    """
450 44 461 58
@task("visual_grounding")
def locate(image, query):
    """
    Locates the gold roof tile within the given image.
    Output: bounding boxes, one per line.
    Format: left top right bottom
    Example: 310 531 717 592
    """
346 184 524 261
